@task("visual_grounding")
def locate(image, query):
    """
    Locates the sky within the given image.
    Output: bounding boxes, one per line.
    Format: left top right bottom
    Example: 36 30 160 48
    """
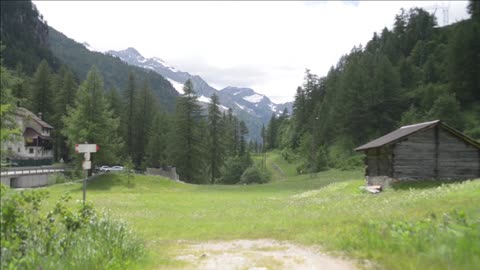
34 1 470 104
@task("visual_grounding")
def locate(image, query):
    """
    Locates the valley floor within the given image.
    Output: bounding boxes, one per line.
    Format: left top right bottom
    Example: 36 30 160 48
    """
40 152 479 270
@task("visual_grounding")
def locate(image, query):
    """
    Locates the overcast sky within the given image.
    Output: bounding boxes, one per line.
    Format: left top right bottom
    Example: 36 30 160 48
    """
34 1 469 103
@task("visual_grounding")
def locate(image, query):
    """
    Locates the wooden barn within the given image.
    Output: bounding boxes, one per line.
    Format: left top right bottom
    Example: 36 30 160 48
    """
355 120 480 186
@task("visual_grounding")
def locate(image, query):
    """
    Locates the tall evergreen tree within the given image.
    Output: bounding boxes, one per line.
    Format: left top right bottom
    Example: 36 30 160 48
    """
133 80 156 166
238 120 248 156
261 124 266 152
266 114 278 150
63 66 123 166
107 86 123 119
225 108 238 156
31 60 52 121
53 67 77 161
146 112 169 168
123 71 137 159
171 79 204 183
468 0 480 19
207 93 224 184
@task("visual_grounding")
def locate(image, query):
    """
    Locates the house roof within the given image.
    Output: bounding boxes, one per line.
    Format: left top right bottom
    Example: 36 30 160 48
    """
15 107 53 129
355 120 480 151
23 127 51 139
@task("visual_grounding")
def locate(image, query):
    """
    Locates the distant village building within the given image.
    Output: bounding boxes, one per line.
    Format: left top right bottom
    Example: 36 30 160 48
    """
355 120 480 186
3 107 54 166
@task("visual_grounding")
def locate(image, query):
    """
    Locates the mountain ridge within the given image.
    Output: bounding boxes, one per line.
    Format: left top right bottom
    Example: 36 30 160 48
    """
105 47 293 141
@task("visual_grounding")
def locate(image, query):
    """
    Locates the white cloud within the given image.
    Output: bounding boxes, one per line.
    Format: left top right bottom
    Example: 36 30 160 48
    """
34 1 469 103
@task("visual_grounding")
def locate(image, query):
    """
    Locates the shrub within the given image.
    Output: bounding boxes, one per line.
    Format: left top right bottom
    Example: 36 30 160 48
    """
48 172 68 185
281 148 297 164
0 184 144 269
220 155 253 184
239 166 271 185
337 154 364 171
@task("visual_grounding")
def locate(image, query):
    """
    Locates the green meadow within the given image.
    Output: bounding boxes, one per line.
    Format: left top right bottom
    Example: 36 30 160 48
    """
30 152 480 269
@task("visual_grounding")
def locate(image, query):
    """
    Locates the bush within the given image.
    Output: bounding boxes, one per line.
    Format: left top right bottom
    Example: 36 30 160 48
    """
281 148 297 164
0 184 144 269
239 166 271 185
48 172 68 185
220 155 253 184
337 154 364 171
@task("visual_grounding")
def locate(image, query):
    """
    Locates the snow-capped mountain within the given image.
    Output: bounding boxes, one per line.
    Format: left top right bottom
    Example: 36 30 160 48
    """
106 47 217 99
99 46 292 141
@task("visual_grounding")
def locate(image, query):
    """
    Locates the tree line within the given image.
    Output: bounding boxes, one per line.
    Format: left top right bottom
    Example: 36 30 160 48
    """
264 3 480 174
1 51 269 184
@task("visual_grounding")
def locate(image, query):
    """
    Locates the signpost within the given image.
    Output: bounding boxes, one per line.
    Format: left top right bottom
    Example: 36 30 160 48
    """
77 143 98 205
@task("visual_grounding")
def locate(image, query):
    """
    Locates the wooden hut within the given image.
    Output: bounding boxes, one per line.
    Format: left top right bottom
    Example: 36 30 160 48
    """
355 120 480 186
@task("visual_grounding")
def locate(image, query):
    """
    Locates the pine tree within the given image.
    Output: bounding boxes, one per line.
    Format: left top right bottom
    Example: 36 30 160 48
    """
132 80 157 167
106 86 125 153
123 71 137 159
260 124 266 152
238 120 248 156
468 0 480 19
146 113 169 168
12 64 30 107
106 87 123 119
207 93 224 184
31 60 53 121
266 114 278 150
225 108 238 156
171 79 204 183
63 66 123 166
52 67 77 161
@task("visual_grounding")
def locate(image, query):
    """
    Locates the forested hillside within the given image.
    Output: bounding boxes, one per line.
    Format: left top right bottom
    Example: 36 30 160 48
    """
47 28 178 112
0 0 60 74
265 4 480 173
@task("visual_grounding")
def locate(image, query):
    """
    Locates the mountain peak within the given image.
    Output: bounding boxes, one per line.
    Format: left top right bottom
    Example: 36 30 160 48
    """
124 47 142 57
221 86 255 96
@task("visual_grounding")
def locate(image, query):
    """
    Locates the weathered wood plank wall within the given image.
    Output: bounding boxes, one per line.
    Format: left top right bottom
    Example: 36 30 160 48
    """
437 128 479 179
393 128 435 180
366 147 392 177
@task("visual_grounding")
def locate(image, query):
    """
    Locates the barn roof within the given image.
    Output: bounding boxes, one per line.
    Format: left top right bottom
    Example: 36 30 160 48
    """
355 120 480 151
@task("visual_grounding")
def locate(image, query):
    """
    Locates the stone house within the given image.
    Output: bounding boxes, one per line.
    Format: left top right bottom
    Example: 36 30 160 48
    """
3 107 54 166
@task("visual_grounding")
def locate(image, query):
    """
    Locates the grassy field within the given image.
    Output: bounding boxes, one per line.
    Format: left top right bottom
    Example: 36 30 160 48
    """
37 151 479 269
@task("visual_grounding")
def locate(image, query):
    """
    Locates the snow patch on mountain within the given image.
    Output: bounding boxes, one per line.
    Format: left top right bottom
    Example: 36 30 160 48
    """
198 95 211 103
152 57 177 72
166 78 184 94
82 42 103 53
235 102 246 110
269 103 277 112
243 94 264 103
235 102 254 114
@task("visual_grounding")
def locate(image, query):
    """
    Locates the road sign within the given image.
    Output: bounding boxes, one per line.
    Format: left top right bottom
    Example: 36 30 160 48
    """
82 160 92 170
84 152 91 161
75 144 99 153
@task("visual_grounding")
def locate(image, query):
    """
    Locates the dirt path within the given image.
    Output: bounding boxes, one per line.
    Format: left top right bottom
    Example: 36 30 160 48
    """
175 239 357 270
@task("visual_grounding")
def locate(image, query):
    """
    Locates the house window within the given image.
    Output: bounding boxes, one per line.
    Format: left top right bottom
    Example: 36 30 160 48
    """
17 148 20 153
29 148 34 154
